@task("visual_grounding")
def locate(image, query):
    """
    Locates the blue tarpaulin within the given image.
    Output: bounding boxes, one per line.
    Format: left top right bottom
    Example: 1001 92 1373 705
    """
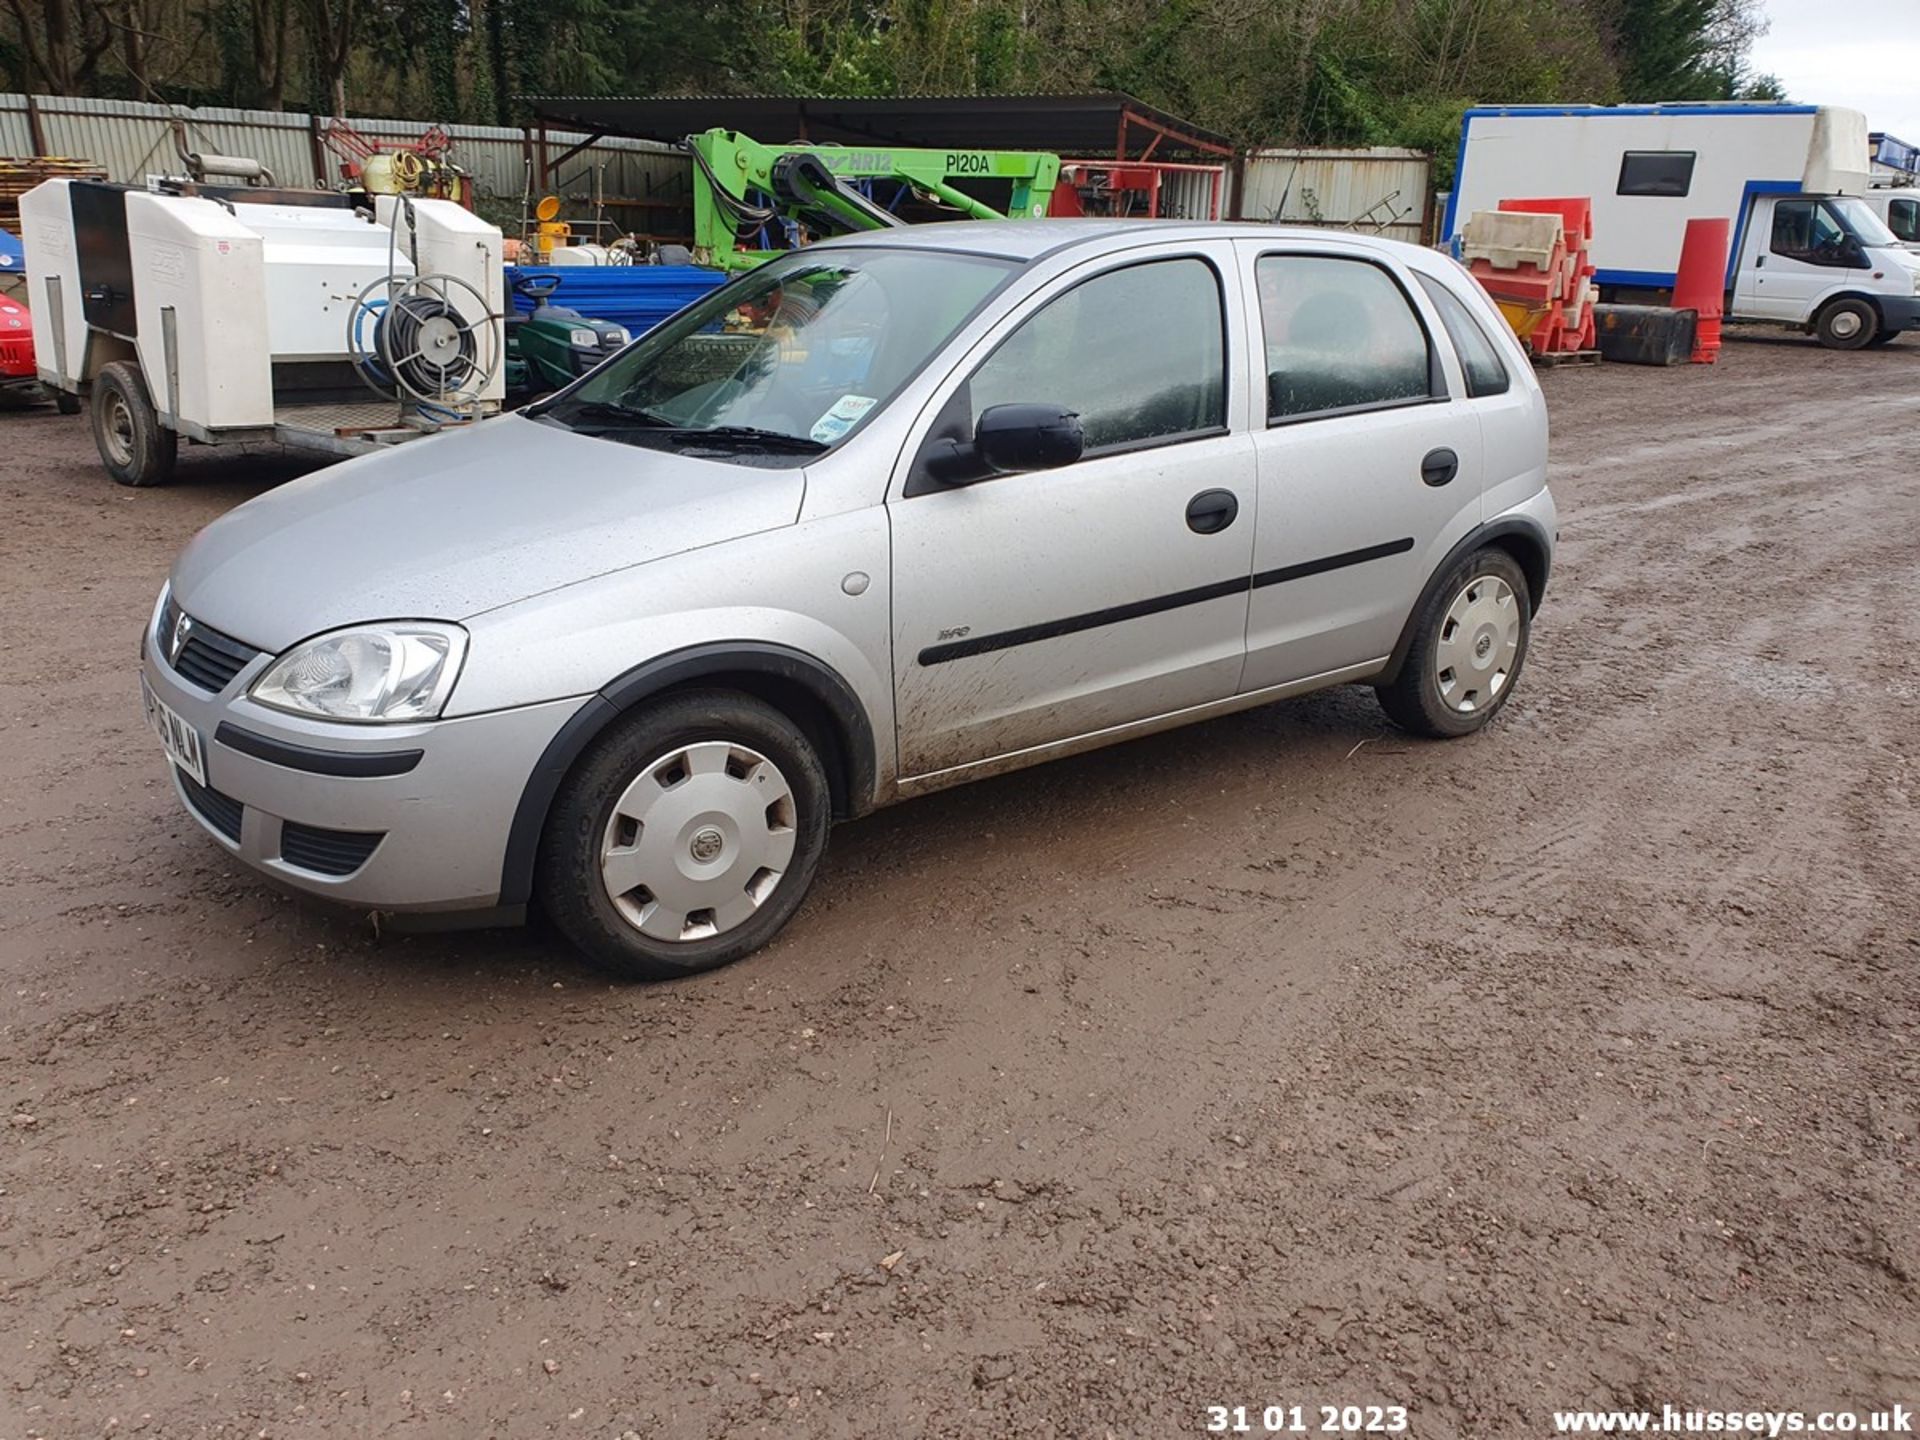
504 264 730 335
0 228 23 272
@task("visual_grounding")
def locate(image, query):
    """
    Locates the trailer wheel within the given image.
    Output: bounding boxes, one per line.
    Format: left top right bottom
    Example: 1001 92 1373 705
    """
91 362 177 487
1813 298 1879 351
51 388 81 415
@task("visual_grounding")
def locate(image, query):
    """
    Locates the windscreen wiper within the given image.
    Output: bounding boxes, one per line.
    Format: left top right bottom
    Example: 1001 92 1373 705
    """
553 400 676 428
659 425 829 453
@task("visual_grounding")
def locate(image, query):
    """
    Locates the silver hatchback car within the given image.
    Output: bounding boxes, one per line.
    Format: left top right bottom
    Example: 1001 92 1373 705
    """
141 220 1555 979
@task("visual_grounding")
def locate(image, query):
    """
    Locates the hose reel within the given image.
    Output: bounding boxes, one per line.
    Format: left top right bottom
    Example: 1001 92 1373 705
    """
347 272 500 413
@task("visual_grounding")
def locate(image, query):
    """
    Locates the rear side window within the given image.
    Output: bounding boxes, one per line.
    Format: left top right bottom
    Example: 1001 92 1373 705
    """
1415 272 1511 398
969 257 1225 453
1889 197 1920 243
1255 254 1434 422
1618 151 1696 197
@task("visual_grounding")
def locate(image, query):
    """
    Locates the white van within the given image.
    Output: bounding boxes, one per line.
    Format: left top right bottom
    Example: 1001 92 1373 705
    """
1446 104 1920 349
1860 188 1920 249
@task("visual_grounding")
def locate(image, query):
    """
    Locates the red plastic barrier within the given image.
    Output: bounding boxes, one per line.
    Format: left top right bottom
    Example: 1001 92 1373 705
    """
1674 217 1730 364
1496 197 1596 356
1500 196 1594 242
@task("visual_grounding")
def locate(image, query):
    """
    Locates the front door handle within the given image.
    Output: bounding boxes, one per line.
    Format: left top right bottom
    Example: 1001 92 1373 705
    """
1185 488 1239 534
1420 448 1459 487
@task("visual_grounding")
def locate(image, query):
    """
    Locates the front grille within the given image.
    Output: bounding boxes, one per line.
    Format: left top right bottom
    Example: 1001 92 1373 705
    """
179 770 243 843
157 596 262 694
280 822 384 877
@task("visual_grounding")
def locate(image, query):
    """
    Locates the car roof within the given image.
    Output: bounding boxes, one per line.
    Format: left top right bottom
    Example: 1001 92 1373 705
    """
816 217 1441 266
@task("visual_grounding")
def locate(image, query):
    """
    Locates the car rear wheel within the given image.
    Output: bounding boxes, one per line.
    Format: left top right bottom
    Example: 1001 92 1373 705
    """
91 361 177 486
537 689 831 980
1376 548 1532 738
1814 298 1879 351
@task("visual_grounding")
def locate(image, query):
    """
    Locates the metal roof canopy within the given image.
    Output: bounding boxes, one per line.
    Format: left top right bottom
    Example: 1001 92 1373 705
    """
523 93 1237 165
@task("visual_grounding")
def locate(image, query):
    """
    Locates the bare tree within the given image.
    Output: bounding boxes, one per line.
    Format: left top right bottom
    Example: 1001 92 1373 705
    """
3 0 116 93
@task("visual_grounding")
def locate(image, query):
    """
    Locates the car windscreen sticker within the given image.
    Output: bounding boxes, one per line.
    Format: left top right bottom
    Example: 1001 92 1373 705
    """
809 394 877 444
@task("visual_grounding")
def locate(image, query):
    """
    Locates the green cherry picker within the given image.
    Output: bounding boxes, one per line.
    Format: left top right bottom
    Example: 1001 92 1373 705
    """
685 128 1062 271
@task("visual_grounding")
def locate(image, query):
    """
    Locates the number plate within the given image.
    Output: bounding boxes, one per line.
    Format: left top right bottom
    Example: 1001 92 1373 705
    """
142 679 206 787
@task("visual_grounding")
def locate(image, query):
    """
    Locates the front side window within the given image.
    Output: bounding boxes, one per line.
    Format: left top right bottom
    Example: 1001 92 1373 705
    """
1618 150 1696 197
1256 254 1435 422
966 257 1226 453
1889 197 1920 243
1770 198 1882 266
1415 272 1510 398
541 247 1015 461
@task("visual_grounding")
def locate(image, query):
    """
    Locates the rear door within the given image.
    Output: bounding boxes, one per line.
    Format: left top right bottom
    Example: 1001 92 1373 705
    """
887 242 1257 778
1234 242 1486 691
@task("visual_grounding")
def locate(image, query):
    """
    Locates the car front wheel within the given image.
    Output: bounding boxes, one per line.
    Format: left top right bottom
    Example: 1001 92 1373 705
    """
538 689 831 980
1376 548 1532 738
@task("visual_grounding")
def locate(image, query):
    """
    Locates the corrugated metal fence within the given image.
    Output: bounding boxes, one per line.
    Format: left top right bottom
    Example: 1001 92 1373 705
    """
1233 147 1433 245
0 93 691 234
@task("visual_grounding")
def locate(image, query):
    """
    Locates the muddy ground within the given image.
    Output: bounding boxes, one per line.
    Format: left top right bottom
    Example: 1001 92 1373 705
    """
3 336 1917 1439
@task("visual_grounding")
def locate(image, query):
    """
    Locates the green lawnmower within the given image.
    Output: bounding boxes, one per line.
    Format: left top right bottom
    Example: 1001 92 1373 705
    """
504 274 632 401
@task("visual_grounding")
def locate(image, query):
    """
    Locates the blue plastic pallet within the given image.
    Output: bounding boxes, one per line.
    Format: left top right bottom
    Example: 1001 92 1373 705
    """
504 264 731 335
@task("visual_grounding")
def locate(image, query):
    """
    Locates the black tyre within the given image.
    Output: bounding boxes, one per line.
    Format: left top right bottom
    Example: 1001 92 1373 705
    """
1376 548 1533 739
1814 297 1879 351
51 387 81 415
91 361 177 486
537 689 831 980
1865 330 1902 348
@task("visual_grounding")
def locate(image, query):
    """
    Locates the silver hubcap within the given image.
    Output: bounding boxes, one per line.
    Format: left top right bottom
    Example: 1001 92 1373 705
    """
1830 310 1862 339
598 741 797 944
1435 574 1521 714
102 392 135 466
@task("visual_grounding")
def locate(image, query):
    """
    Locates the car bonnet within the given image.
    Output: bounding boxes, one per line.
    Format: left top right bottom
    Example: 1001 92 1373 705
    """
165 413 807 653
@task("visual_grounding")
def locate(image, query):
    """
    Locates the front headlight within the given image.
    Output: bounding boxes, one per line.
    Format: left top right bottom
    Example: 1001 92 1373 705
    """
249 622 468 723
604 326 630 347
568 327 599 348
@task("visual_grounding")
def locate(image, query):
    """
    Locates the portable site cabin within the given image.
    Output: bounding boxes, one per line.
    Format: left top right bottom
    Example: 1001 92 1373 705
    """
1444 104 1920 348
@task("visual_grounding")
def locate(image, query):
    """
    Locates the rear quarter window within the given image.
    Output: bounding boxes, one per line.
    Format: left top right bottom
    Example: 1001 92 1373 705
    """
1414 271 1511 398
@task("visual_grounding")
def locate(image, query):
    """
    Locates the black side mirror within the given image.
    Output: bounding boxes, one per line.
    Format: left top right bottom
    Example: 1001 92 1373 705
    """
925 402 1084 484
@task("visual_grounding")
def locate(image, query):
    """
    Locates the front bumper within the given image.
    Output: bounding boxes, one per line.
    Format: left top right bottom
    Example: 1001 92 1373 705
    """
141 627 589 913
1878 294 1920 331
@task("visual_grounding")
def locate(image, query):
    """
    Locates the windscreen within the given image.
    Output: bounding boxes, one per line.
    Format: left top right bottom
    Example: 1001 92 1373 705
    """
539 247 1017 460
1828 196 1899 249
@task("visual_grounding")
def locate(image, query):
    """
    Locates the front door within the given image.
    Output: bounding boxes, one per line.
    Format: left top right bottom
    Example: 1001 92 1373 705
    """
1737 196 1852 321
888 247 1257 778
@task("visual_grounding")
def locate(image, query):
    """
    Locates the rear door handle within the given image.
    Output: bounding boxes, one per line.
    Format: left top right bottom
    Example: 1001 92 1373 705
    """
1420 448 1459 487
1185 488 1239 534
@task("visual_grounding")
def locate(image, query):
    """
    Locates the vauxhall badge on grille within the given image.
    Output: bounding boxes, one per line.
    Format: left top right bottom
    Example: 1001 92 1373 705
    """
168 610 193 666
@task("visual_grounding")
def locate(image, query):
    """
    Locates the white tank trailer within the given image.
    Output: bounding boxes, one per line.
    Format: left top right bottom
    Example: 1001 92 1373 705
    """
21 177 505 487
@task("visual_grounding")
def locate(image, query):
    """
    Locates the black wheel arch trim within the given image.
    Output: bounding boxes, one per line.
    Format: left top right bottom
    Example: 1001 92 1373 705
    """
497 642 878 909
1377 517 1553 685
213 721 424 778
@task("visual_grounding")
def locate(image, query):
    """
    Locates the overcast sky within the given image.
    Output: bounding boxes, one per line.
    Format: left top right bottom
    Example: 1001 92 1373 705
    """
1749 0 1920 142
